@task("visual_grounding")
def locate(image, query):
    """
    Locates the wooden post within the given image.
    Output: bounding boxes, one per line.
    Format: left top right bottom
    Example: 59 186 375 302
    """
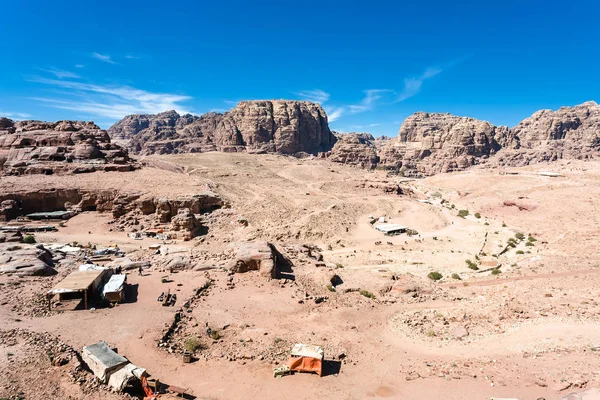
84 289 88 309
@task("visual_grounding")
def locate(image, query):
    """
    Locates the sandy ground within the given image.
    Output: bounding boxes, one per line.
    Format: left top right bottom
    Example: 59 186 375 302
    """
1 153 600 399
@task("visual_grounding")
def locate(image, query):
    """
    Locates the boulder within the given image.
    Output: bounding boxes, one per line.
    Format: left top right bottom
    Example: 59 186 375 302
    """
228 241 277 278
0 243 56 276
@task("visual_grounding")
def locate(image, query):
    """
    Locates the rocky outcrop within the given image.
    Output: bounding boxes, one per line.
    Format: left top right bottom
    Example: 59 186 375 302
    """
0 243 56 276
379 101 600 176
324 132 380 169
379 113 513 176
228 241 277 278
0 118 136 175
108 100 336 155
492 101 600 166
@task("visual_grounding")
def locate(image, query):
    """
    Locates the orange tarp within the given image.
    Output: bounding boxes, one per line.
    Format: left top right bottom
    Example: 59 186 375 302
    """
286 356 323 376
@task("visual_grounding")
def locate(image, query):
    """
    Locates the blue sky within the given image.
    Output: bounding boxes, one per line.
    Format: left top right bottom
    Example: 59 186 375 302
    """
1 0 598 136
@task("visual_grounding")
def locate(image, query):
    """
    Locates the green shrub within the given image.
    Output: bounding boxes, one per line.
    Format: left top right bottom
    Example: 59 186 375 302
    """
484 222 489 226
458 210 469 218
465 260 479 270
474 213 481 219
525 241 534 247
502 222 507 227
516 250 524 255
451 273 462 280
515 232 525 240
359 289 375 299
427 271 443 281
184 336 203 353
527 236 537 242
22 235 36 244
336 263 344 269
491 268 502 275
326 284 335 292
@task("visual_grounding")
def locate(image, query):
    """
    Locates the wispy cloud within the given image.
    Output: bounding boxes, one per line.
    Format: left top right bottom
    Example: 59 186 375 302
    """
351 123 381 129
39 67 81 79
125 55 140 60
395 66 442 102
92 52 117 64
294 89 330 104
75 64 84 69
0 111 32 120
28 76 193 120
324 107 345 122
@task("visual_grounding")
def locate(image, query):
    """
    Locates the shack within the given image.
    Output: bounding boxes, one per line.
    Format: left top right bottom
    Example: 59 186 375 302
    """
374 223 407 235
47 268 112 309
82 341 146 392
103 274 127 303
26 211 73 220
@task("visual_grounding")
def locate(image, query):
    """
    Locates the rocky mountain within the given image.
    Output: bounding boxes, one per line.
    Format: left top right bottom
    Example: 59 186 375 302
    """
327 101 599 176
0 118 136 175
323 132 380 169
108 100 336 155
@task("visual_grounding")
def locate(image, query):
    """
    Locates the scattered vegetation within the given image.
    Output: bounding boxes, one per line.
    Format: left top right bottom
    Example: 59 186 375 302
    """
491 268 502 275
516 250 524 255
184 336 203 353
515 232 525 240
527 236 537 242
209 330 222 340
427 271 443 281
458 209 469 218
451 273 462 280
326 244 332 251
274 338 283 344
525 241 535 247
22 235 36 244
484 222 489 226
161 278 168 283
359 289 376 299
465 259 479 270
426 329 437 337
474 212 481 219
502 222 507 227
335 263 344 269
326 284 335 292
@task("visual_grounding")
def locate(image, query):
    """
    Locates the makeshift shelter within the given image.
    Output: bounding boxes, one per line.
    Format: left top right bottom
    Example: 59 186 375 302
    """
26 211 73 220
374 223 407 235
82 342 146 392
103 274 127 303
47 268 111 309
286 343 324 376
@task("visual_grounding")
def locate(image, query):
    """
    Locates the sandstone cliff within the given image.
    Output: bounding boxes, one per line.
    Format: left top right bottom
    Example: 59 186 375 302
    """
0 118 136 175
109 100 336 155
324 132 380 169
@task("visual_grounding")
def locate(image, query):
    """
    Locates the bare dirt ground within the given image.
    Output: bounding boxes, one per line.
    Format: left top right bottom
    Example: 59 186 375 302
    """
1 153 600 399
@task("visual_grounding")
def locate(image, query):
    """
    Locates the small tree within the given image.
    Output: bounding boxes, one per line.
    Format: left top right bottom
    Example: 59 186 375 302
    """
458 210 469 218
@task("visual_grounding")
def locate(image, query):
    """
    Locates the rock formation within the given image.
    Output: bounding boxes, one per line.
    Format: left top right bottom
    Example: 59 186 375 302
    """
0 118 136 175
108 100 336 155
324 132 380 169
373 101 599 176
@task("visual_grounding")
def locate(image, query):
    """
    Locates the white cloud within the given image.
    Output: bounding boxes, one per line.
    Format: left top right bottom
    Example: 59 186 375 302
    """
325 107 345 122
28 77 193 120
125 55 140 59
92 52 117 64
396 66 442 102
0 111 32 120
39 67 80 79
294 89 330 104
75 64 84 68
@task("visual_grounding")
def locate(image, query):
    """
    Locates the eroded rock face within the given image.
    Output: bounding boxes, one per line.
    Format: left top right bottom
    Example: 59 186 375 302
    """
378 101 600 176
0 118 136 175
380 112 512 176
0 243 56 276
493 101 600 166
108 100 336 155
325 132 380 169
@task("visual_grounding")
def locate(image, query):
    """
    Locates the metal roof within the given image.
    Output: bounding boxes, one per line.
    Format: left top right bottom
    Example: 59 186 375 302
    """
374 223 407 233
48 269 108 294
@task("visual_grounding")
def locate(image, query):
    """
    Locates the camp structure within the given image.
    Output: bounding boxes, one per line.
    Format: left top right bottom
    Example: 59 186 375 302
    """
26 211 73 220
285 343 324 376
103 274 127 303
374 223 407 235
47 268 112 309
82 341 146 392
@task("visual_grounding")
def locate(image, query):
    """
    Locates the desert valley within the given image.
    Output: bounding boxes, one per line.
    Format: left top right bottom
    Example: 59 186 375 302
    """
1 100 599 400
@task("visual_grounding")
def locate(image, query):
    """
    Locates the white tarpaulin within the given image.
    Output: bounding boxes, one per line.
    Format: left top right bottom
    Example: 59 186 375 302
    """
79 264 107 271
107 362 146 391
290 343 324 360
82 342 128 383
103 274 126 296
